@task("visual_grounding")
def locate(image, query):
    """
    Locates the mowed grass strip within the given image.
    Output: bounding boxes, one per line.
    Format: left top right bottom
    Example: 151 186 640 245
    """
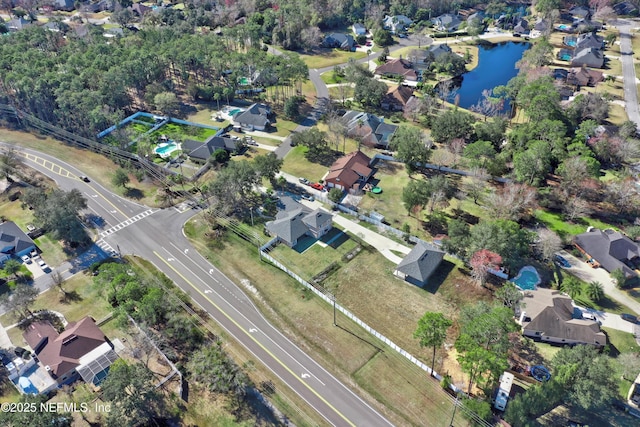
0 129 161 206
185 215 442 426
354 351 470 427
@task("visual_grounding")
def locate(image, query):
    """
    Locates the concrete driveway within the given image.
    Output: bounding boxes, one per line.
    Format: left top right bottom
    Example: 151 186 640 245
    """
557 250 640 315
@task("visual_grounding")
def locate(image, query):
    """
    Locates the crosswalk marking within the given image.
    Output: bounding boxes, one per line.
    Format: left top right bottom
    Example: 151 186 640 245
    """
99 209 156 238
96 239 119 258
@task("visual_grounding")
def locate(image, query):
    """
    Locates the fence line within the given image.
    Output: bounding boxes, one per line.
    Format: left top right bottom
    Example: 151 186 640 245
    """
259 250 465 395
0 103 201 205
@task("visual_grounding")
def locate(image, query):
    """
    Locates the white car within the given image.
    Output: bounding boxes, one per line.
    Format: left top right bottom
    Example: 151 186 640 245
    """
21 255 31 264
37 259 50 271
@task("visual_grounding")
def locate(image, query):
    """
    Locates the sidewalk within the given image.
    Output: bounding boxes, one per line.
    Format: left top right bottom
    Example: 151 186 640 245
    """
0 321 14 349
331 214 410 264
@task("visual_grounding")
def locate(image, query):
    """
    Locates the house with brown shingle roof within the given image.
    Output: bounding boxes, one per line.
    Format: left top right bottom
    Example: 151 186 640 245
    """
374 58 418 82
381 85 414 111
566 66 603 87
325 151 374 192
23 316 118 387
520 288 606 347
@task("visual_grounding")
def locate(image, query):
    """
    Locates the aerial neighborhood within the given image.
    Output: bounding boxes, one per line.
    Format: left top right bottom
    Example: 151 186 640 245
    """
2 0 640 426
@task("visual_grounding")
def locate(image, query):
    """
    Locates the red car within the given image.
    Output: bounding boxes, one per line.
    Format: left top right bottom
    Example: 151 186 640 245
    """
365 41 372 46
311 183 324 191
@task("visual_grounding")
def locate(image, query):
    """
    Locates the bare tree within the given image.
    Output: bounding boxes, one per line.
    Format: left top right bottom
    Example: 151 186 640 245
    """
606 179 638 214
448 138 466 166
327 113 349 153
300 26 323 52
484 182 537 221
536 228 562 261
564 196 592 221
51 270 67 301
463 168 489 205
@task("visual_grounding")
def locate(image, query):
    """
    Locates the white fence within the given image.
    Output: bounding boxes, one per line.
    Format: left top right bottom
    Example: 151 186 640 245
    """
260 251 456 387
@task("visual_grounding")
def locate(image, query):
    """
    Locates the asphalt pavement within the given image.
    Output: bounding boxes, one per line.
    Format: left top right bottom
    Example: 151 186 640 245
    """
615 20 640 129
3 144 395 426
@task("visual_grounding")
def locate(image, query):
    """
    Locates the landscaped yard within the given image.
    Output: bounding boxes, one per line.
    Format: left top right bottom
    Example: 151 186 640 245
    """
269 229 359 279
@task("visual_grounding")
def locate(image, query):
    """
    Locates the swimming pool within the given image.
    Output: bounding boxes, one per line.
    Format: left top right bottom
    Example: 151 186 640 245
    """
565 40 576 47
560 54 572 61
511 266 541 291
558 24 571 30
154 142 180 157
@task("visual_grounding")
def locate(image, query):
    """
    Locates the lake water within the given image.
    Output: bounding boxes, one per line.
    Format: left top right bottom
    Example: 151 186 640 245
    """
445 41 530 112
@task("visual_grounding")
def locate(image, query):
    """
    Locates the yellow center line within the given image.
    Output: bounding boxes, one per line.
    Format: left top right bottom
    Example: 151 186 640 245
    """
20 152 127 218
154 251 356 427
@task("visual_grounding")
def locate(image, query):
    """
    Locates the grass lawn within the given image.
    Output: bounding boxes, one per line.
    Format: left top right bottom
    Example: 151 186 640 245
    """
269 233 359 279
0 193 36 230
150 122 219 142
271 116 300 137
281 146 331 181
298 49 366 69
534 209 618 240
1 273 111 341
533 341 562 362
0 129 162 207
328 84 354 100
184 215 470 426
603 327 640 399
321 72 346 85
608 102 629 126
356 160 412 227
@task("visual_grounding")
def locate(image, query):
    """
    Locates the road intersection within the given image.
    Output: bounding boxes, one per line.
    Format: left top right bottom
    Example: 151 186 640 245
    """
8 145 394 427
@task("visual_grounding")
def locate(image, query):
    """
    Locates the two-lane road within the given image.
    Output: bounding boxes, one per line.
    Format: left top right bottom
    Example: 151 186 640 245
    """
5 144 395 426
106 205 394 427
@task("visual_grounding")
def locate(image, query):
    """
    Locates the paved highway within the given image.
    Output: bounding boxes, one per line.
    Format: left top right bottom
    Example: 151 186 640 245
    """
8 144 394 427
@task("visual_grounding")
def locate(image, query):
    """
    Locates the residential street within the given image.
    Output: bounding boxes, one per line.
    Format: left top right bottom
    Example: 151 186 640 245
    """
615 19 640 128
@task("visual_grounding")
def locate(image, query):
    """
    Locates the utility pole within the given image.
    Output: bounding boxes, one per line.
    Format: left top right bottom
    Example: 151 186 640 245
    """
449 393 459 427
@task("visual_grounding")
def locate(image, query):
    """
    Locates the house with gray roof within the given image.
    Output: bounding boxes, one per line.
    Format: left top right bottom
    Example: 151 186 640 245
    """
576 32 604 50
513 19 529 35
383 15 413 33
341 111 398 148
7 17 32 32
467 11 484 26
0 221 36 265
322 33 356 51
394 242 445 286
431 13 461 32
352 23 366 36
183 135 241 162
266 205 332 247
427 44 453 60
232 103 272 131
574 228 640 280
520 288 605 347
571 47 604 68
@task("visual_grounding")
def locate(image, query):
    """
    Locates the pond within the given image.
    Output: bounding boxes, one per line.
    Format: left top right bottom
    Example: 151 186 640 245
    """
443 41 530 112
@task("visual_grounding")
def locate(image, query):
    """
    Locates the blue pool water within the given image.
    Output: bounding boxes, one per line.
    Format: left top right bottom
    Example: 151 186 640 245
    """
559 24 570 30
154 142 178 155
566 40 576 47
511 267 541 291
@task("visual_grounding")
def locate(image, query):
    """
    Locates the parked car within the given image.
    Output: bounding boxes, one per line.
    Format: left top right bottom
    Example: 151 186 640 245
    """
37 259 50 271
398 33 407 38
554 255 571 268
621 313 638 323
21 255 31 264
30 250 38 258
301 193 314 202
310 183 324 191
299 177 310 185
365 41 372 46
